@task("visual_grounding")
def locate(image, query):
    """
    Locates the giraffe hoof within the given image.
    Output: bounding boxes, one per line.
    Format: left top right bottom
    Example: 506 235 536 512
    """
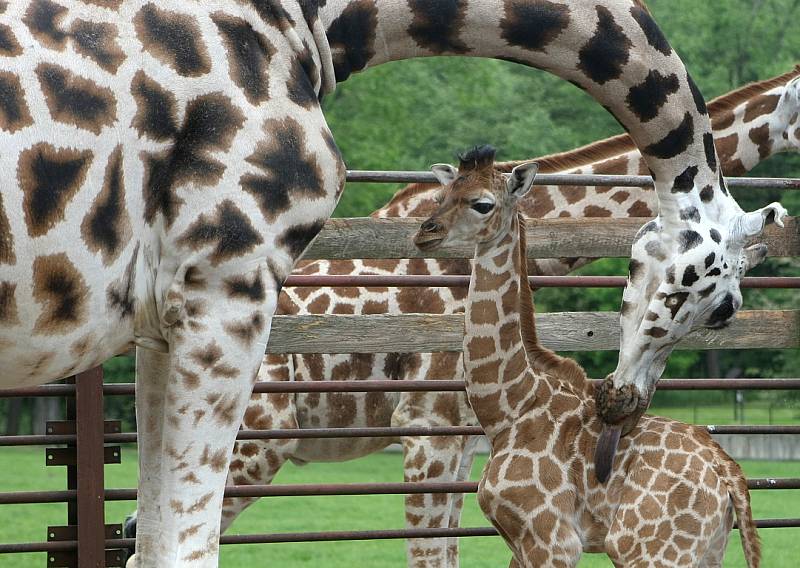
594 424 622 483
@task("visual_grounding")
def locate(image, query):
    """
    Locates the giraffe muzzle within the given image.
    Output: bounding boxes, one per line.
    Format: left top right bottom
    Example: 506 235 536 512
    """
413 220 446 251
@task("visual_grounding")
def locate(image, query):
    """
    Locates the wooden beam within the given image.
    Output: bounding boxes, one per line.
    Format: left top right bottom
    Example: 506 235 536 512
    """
266 310 799 354
304 217 798 259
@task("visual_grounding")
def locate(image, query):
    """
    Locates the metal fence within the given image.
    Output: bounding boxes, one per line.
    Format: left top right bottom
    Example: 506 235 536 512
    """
0 171 798 566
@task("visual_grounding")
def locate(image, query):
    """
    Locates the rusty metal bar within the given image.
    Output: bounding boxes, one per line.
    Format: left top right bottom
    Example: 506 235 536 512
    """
4 476 798 505
0 377 797 400
284 275 800 289
0 422 796 447
75 367 106 568
346 170 800 190
5 517 800 554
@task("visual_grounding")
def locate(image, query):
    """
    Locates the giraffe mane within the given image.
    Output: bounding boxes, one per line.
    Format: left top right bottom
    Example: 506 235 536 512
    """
516 215 591 392
457 144 497 172
706 64 800 117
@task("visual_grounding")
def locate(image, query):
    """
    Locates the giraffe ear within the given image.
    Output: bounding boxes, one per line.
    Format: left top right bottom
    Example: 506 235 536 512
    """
733 202 788 243
507 161 539 198
431 164 458 187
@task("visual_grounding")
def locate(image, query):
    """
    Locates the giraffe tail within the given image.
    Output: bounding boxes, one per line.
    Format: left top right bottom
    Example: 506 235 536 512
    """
722 457 761 568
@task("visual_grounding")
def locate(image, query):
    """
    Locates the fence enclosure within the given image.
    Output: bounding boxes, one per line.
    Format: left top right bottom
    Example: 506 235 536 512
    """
0 171 798 566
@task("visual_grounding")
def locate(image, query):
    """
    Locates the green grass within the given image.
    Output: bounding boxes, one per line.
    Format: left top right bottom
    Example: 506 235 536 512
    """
648 404 800 426
0 448 797 567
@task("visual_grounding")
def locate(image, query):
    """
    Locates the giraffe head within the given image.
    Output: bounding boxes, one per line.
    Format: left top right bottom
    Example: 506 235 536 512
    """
781 73 800 149
594 194 788 481
412 145 538 250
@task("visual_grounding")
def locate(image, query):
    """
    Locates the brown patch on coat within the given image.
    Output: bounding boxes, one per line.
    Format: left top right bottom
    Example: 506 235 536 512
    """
32 253 89 334
0 24 22 56
0 193 14 264
19 143 93 237
0 72 32 132
626 200 653 217
743 93 781 123
0 282 18 324
748 123 773 159
35 63 117 134
134 3 211 77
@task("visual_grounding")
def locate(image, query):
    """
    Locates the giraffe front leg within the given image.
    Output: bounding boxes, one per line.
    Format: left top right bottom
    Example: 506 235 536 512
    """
444 435 480 568
131 261 278 567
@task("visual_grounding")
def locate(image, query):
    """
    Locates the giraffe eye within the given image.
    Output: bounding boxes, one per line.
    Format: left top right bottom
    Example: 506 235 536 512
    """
471 201 494 214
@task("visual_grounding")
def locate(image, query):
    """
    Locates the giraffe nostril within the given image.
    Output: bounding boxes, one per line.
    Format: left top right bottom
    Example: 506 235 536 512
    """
421 220 440 233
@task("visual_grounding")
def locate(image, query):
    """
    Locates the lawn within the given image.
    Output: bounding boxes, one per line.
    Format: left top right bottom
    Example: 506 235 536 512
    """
0 448 797 567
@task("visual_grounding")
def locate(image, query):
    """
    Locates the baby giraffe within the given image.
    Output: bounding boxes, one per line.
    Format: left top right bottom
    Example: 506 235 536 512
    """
413 146 759 568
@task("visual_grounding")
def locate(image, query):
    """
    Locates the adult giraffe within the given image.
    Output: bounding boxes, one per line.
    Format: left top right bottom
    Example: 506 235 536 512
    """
0 1 785 566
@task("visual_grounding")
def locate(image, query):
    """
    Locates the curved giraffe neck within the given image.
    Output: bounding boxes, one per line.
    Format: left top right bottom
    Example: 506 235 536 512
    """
316 0 722 209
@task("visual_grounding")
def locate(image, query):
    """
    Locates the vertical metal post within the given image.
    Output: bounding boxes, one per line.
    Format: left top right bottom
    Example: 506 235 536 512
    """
75 367 106 568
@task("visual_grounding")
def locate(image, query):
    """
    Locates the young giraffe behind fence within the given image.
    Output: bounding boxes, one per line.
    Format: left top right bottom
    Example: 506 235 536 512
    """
412 146 760 567
123 68 800 568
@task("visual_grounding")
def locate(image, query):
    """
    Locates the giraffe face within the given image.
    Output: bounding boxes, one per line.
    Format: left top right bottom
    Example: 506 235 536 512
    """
597 201 788 438
782 76 800 149
413 147 538 252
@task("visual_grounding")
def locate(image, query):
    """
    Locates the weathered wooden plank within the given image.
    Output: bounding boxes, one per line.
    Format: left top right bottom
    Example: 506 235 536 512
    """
266 310 799 353
304 217 799 259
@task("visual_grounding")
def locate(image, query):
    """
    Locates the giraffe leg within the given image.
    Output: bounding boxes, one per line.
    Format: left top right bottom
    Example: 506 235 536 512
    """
403 434 470 567
444 435 480 567
698 502 735 568
220 354 299 533
131 261 279 567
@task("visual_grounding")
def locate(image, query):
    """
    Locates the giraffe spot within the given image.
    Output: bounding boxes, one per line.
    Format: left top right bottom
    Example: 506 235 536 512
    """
744 93 781 123
583 205 612 217
23 0 67 49
671 165 699 194
407 0 470 54
397 286 445 313
178 200 263 265
677 230 703 253
610 191 628 204
240 117 325 222
645 326 667 338
0 192 14 265
712 109 736 131
276 220 326 260
81 0 123 8
699 185 714 203
106 244 138 319
679 206 700 223
383 352 420 380
644 112 694 160
686 72 708 115
706 293 735 327
130 71 179 141
627 200 653 217
35 63 117 134
538 455 563 492
704 252 716 269
709 228 721 243
326 392 358 426
748 123 772 160
0 282 18 325
644 240 665 261
500 0 570 52
628 259 644 284
141 92 245 226
32 253 88 334
626 69 679 122
0 71 30 132
578 6 631 85
224 272 265 303
134 3 211 77
81 147 131 264
529 187 556 216
703 132 717 173
199 445 228 472
224 312 265 348
211 12 276 106
326 0 377 82
287 49 320 109
681 265 699 287
630 5 671 56
68 18 125 73
0 24 22 56
469 299 500 325
557 185 586 204
19 143 93 238
665 264 675 284
706 267 721 277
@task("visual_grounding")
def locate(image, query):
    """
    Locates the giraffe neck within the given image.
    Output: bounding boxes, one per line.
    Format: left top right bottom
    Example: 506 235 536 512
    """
317 0 722 213
464 214 547 436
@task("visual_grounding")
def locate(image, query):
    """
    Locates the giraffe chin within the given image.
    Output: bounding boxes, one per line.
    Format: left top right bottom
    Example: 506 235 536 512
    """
413 235 445 252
